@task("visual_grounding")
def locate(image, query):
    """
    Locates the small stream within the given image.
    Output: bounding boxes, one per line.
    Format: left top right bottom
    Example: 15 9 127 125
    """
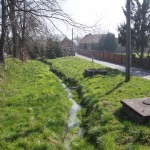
60 81 83 149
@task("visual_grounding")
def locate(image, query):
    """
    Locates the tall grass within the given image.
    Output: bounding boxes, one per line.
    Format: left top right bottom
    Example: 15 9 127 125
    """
0 59 71 149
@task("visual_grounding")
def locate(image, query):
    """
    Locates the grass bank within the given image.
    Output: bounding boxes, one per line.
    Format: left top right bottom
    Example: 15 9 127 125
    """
46 57 150 150
0 59 71 149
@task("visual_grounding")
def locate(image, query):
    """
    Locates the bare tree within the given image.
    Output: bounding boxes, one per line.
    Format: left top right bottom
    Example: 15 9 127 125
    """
0 0 93 63
0 0 7 64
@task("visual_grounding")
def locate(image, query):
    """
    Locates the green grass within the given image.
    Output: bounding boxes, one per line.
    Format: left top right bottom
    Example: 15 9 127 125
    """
135 53 149 58
0 59 71 149
46 57 150 150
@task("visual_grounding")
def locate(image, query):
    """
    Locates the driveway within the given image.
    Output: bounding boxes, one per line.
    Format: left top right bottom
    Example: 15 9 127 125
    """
76 53 150 80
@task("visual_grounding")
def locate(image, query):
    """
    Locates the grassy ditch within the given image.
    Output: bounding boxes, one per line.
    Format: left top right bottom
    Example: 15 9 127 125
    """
45 57 150 150
0 59 71 150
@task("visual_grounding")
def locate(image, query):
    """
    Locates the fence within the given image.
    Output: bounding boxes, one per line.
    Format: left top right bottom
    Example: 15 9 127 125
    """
77 49 127 65
77 49 150 69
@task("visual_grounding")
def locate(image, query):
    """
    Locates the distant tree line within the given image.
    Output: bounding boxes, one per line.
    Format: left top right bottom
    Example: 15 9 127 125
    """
90 33 117 52
29 37 63 59
98 33 117 51
46 38 63 59
0 0 86 64
118 0 150 65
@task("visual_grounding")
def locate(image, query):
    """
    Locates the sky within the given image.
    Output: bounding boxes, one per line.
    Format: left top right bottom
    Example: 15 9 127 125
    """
58 0 143 39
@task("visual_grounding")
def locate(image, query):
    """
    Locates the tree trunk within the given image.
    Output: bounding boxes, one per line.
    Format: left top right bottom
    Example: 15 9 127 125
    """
140 46 144 66
8 0 18 58
20 0 26 61
0 0 7 64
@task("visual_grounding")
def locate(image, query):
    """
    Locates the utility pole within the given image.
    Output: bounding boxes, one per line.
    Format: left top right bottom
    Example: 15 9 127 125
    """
77 34 79 51
72 28 74 56
126 0 131 82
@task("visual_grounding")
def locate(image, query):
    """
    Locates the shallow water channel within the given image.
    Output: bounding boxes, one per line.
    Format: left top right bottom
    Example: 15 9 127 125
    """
59 80 83 149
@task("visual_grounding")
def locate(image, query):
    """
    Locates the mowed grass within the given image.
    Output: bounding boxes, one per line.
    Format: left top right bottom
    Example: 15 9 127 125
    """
0 59 71 150
46 57 150 150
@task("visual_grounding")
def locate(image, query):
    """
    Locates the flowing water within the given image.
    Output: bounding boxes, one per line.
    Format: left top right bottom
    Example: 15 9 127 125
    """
60 82 83 150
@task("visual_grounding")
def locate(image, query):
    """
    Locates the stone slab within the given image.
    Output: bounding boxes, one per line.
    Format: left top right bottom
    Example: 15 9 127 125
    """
121 98 150 123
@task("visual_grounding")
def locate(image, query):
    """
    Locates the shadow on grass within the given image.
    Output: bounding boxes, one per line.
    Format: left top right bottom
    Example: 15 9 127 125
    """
114 108 133 123
5 127 43 142
114 107 150 126
106 68 125 77
99 81 124 98
114 108 150 146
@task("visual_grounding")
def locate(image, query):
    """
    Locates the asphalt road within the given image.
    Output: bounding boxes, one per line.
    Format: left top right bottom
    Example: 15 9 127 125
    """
76 53 150 80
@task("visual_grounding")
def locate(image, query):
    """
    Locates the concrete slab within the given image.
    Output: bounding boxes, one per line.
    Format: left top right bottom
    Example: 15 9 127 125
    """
121 98 150 123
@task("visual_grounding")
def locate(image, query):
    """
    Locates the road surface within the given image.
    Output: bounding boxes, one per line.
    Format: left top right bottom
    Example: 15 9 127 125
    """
76 53 150 80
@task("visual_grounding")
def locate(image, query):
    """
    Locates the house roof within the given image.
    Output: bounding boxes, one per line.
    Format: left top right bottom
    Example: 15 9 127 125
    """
60 37 76 50
79 34 104 44
60 37 73 46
